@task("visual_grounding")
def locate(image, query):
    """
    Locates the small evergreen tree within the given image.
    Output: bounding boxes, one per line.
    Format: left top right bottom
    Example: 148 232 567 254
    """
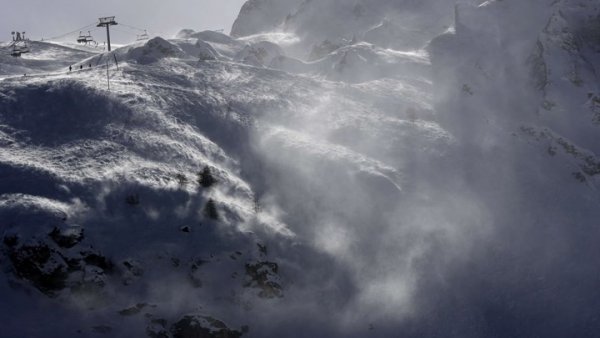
204 199 219 220
198 166 217 188
125 194 140 206
175 173 188 186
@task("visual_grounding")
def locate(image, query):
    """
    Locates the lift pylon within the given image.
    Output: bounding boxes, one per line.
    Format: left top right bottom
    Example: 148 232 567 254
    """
97 16 117 51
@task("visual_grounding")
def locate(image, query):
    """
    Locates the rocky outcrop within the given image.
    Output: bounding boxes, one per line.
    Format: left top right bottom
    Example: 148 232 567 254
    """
244 261 283 299
170 315 247 338
3 226 112 297
231 0 303 37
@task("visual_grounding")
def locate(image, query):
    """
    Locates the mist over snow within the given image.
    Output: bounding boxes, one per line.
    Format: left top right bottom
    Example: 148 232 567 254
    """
1 0 600 337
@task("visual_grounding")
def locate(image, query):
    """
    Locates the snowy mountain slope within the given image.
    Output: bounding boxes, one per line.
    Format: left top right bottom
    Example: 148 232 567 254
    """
0 29 454 336
271 42 430 83
416 2 600 334
428 0 600 168
1 0 600 336
231 0 464 59
240 0 600 336
0 70 288 336
531 0 600 152
0 41 98 77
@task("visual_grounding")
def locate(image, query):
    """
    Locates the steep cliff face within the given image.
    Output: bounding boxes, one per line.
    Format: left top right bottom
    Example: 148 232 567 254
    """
429 0 600 152
230 0 303 37
231 0 464 58
533 0 600 148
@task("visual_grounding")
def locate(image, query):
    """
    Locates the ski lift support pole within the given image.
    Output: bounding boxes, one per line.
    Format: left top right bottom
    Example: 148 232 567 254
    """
97 16 117 51
106 57 110 91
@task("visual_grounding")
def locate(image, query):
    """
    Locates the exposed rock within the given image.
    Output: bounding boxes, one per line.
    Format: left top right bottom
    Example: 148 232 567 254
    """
82 251 114 272
118 303 148 316
121 259 144 285
2 228 115 297
49 226 84 249
234 41 284 67
147 318 170 338
231 0 302 37
170 315 245 338
244 261 283 299
7 242 68 296
3 234 19 247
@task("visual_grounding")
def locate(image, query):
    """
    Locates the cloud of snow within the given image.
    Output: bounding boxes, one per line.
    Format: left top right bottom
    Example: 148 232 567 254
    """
242 0 600 335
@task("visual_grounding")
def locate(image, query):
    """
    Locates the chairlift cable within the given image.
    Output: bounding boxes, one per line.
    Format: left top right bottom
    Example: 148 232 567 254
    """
110 27 136 35
119 23 147 32
44 23 97 41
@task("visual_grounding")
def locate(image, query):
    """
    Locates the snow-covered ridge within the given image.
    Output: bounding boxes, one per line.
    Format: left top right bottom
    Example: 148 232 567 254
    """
231 0 459 59
0 24 448 335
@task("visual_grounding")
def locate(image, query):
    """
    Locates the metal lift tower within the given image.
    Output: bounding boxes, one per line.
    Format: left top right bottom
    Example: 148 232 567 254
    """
97 16 118 51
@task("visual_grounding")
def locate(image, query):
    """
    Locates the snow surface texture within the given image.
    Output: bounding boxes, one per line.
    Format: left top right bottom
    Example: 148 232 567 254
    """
1 0 600 337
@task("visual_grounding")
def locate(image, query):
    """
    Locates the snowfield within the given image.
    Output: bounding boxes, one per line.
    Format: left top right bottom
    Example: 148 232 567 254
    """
1 0 600 337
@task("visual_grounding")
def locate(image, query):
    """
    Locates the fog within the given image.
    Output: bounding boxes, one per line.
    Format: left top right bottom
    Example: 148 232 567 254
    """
238 0 600 336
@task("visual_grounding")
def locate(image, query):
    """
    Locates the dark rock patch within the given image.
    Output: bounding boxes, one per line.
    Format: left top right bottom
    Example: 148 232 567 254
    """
82 251 114 272
7 242 68 296
119 303 148 316
170 315 244 338
244 261 283 299
3 231 113 296
49 226 84 249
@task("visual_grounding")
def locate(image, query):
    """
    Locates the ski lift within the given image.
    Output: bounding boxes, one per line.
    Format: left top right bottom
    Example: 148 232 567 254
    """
8 31 30 56
15 42 30 54
9 42 25 57
136 30 149 41
10 31 27 42
77 31 95 44
77 31 87 43
10 46 22 57
19 45 30 54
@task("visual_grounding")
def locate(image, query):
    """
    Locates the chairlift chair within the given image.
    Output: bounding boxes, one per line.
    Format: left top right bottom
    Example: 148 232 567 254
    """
10 45 22 57
84 33 95 44
77 31 88 44
8 38 29 55
77 31 97 46
16 40 30 54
